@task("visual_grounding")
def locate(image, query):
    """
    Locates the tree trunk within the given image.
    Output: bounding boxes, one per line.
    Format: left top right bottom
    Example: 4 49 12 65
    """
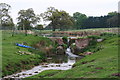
53 28 55 31
25 29 27 36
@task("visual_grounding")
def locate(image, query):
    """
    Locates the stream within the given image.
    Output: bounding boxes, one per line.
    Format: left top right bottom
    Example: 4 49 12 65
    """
3 37 82 79
3 47 81 79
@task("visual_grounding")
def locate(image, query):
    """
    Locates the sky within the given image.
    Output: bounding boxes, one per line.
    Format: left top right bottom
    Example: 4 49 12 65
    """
0 0 119 25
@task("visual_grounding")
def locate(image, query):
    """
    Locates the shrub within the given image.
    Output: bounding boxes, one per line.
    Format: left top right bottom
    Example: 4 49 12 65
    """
100 32 116 37
62 36 68 44
87 35 101 39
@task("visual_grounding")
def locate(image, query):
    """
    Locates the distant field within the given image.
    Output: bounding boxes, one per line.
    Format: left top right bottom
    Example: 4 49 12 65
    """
36 28 118 34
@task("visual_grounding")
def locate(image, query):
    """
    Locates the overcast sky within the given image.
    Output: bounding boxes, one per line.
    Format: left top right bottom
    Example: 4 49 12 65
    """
0 0 119 24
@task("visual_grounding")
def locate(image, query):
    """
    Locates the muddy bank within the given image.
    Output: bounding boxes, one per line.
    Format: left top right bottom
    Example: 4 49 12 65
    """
69 36 104 55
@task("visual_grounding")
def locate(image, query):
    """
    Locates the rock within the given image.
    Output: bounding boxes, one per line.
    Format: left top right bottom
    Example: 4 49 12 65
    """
56 46 65 55
47 57 52 60
81 61 88 64
51 65 54 67
25 52 31 55
42 65 48 67
57 46 63 50
22 73 26 75
34 71 38 73
87 65 94 68
95 67 103 69
84 52 93 55
29 73 32 75
97 39 103 42
41 63 48 65
56 65 60 67
112 73 120 77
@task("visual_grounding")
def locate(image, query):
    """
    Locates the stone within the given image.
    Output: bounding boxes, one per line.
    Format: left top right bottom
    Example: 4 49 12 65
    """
84 52 93 55
34 71 38 73
22 73 26 75
47 57 52 60
97 39 103 42
56 65 60 67
51 65 54 67
56 46 65 55
42 65 48 67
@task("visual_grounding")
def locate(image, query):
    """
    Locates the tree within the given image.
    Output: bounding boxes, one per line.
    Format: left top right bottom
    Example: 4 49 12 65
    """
40 7 59 31
58 10 74 30
108 11 118 16
17 8 40 35
41 7 74 31
35 24 43 30
0 3 14 29
107 15 118 27
73 12 87 29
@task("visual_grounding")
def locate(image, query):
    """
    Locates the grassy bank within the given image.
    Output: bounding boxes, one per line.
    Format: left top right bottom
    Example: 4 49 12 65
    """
28 70 61 78
0 30 2 78
2 31 55 77
28 34 119 78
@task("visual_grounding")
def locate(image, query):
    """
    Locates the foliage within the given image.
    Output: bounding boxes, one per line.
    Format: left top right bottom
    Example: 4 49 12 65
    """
108 11 118 16
100 32 117 37
107 15 118 27
82 12 118 29
0 3 14 29
41 7 74 31
62 43 68 49
73 12 87 29
87 35 101 39
35 24 43 30
62 36 68 44
17 8 40 35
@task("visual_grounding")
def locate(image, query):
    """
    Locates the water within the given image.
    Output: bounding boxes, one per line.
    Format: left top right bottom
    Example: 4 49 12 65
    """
3 48 79 79
3 37 80 79
66 47 79 58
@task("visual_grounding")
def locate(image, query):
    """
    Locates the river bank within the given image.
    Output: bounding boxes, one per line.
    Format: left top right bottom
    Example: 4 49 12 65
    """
2 30 119 79
2 31 57 77
3 45 83 78
34 34 119 78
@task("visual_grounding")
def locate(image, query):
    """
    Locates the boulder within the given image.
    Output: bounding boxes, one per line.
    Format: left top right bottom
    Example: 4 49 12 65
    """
97 39 103 42
56 46 65 55
84 52 93 55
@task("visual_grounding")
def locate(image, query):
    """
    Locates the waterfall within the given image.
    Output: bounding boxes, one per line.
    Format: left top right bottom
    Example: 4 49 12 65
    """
66 37 79 58
3 37 80 79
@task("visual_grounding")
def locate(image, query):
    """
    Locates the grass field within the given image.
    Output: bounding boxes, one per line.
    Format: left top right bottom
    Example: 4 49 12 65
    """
28 34 119 78
2 31 54 77
0 30 2 78
36 28 118 34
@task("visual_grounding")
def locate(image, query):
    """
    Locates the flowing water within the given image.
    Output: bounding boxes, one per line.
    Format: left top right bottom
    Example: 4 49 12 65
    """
3 47 80 79
3 37 81 79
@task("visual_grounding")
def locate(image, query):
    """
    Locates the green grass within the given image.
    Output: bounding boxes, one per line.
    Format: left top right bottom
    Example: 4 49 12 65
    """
50 35 119 78
27 70 61 78
35 28 118 34
29 34 119 78
0 30 2 78
2 30 54 77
